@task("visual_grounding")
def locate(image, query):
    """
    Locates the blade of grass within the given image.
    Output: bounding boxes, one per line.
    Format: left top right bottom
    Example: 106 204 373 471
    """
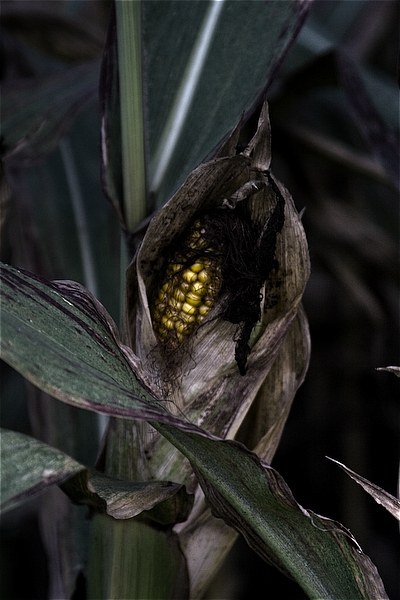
115 0 147 232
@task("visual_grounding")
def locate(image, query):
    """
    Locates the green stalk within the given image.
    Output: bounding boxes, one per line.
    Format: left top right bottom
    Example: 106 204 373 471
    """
87 7 182 599
115 0 147 232
87 514 186 600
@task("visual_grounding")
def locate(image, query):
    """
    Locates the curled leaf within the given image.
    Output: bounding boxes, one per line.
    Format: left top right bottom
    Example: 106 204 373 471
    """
62 470 193 523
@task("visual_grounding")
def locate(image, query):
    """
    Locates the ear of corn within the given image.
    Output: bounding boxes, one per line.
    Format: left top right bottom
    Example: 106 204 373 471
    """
152 220 223 348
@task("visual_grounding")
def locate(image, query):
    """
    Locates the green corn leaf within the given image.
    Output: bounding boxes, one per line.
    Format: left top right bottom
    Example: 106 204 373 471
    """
101 0 314 226
327 458 400 521
0 264 184 427
144 0 313 208
0 428 84 513
1 427 192 525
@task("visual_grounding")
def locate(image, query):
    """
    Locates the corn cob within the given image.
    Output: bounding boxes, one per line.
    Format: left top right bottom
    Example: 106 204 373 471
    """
152 219 223 349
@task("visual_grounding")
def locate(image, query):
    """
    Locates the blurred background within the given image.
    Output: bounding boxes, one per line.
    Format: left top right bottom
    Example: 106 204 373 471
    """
1 1 398 598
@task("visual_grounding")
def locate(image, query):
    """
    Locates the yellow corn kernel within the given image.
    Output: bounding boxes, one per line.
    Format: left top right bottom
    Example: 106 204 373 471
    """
186 292 202 306
198 304 211 316
169 297 182 310
191 280 206 295
161 315 175 329
182 302 196 315
164 307 174 319
172 263 183 273
174 320 186 334
190 262 204 273
183 269 197 283
180 312 196 323
174 288 186 303
151 218 225 348
197 269 211 284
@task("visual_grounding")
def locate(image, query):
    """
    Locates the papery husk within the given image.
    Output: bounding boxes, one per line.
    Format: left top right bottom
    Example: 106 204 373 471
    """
123 103 309 484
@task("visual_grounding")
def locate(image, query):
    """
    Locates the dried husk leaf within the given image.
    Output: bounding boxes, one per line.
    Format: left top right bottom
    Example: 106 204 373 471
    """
376 365 400 377
125 102 309 395
174 493 237 600
61 470 193 523
123 103 310 488
328 458 400 521
238 304 310 462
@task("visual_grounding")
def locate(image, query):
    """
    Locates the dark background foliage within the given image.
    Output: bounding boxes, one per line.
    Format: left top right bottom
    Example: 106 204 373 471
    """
1 1 398 598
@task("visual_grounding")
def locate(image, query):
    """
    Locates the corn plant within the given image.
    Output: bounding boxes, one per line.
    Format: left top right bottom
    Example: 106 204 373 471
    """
1 1 398 599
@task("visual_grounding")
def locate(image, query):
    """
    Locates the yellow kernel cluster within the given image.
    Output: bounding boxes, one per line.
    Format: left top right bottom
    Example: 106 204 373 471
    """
152 221 223 348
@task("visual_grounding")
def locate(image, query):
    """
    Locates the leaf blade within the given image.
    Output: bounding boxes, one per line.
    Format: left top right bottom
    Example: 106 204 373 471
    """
0 263 188 427
0 428 84 513
155 423 388 600
145 0 313 207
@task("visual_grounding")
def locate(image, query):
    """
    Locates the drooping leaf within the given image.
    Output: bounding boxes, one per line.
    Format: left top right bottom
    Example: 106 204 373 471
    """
0 264 209 434
156 422 388 600
376 365 400 377
0 428 84 513
1 424 191 527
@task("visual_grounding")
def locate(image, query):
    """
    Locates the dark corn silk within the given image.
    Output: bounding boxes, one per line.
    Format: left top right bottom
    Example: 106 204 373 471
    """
151 217 224 350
